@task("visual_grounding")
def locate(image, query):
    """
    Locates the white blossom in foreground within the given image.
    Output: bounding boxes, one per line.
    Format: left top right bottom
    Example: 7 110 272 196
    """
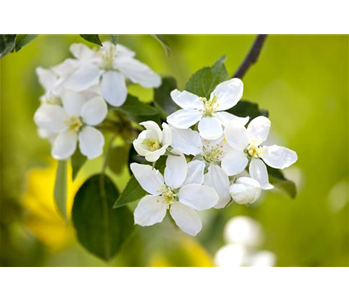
64 42 161 107
167 78 248 140
229 177 261 205
170 126 232 208
131 151 219 236
34 96 107 160
133 121 172 162
222 116 298 189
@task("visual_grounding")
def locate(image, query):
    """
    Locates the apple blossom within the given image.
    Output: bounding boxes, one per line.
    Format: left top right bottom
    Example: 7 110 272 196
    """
133 121 172 162
64 42 161 107
34 96 107 160
222 116 298 189
167 78 248 140
131 150 219 236
229 177 261 205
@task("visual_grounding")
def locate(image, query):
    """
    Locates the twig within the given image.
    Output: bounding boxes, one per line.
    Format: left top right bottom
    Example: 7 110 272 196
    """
233 35 268 79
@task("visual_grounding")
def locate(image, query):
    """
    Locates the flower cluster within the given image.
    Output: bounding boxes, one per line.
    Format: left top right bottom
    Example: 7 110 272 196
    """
132 78 298 236
34 42 161 160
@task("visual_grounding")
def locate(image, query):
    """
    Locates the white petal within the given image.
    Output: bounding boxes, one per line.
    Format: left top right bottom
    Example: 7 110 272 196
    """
114 56 161 88
115 43 135 57
36 67 57 91
212 78 243 111
164 149 187 189
178 184 218 211
247 116 271 142
221 149 248 176
204 165 231 209
81 97 108 126
198 117 223 140
161 123 172 146
52 58 80 78
65 64 101 92
170 127 202 155
60 90 87 116
140 121 163 142
167 109 202 129
249 159 274 190
52 130 77 160
130 163 164 195
34 104 67 133
100 71 127 107
70 43 96 61
144 146 167 162
134 195 167 226
263 145 298 169
170 89 203 110
183 160 205 186
78 126 105 159
230 177 261 205
170 202 202 236
215 111 249 126
224 121 249 150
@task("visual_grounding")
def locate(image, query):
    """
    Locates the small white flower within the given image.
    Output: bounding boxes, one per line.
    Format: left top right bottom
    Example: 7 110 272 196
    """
170 127 231 208
229 177 261 205
131 150 219 236
167 78 248 140
222 116 298 189
133 121 172 162
64 42 161 107
34 96 107 160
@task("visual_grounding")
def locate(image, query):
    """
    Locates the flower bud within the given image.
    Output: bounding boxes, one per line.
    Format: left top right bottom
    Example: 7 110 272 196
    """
229 177 261 204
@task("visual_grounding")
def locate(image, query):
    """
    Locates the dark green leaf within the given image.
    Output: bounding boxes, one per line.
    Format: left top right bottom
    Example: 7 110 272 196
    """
117 95 161 124
228 99 269 120
185 55 229 98
71 148 87 180
152 34 171 56
79 34 102 46
108 145 129 175
72 174 134 261
154 76 178 117
109 34 118 45
0 35 16 58
54 160 68 220
15 34 38 52
113 175 146 208
268 167 297 198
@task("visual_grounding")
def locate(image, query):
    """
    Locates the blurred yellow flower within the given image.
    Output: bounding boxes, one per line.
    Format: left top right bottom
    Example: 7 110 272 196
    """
21 160 82 251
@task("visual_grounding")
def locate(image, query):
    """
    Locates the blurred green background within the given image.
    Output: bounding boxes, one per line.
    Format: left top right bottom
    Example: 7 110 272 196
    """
0 35 348 267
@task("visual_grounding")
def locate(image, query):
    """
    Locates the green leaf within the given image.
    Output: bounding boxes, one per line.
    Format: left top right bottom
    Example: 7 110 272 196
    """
154 76 178 117
54 160 68 219
72 174 134 261
152 34 171 56
79 34 102 46
117 95 161 124
228 100 269 120
71 148 87 180
0 35 16 58
15 34 38 52
185 55 229 98
109 34 118 45
268 167 297 198
108 145 129 175
113 175 146 208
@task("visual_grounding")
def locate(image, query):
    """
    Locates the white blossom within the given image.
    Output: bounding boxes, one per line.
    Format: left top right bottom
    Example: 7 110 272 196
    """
229 177 261 205
131 150 219 236
167 78 248 140
133 121 172 162
222 116 298 189
64 42 161 107
34 96 107 160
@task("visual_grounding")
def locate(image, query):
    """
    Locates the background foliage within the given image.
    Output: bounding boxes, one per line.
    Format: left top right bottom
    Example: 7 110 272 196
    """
0 35 348 266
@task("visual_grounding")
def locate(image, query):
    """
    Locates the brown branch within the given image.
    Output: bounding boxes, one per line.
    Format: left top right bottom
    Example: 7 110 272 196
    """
233 35 268 79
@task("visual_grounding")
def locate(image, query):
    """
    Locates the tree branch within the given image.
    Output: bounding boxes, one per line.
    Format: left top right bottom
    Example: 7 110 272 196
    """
233 35 268 79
